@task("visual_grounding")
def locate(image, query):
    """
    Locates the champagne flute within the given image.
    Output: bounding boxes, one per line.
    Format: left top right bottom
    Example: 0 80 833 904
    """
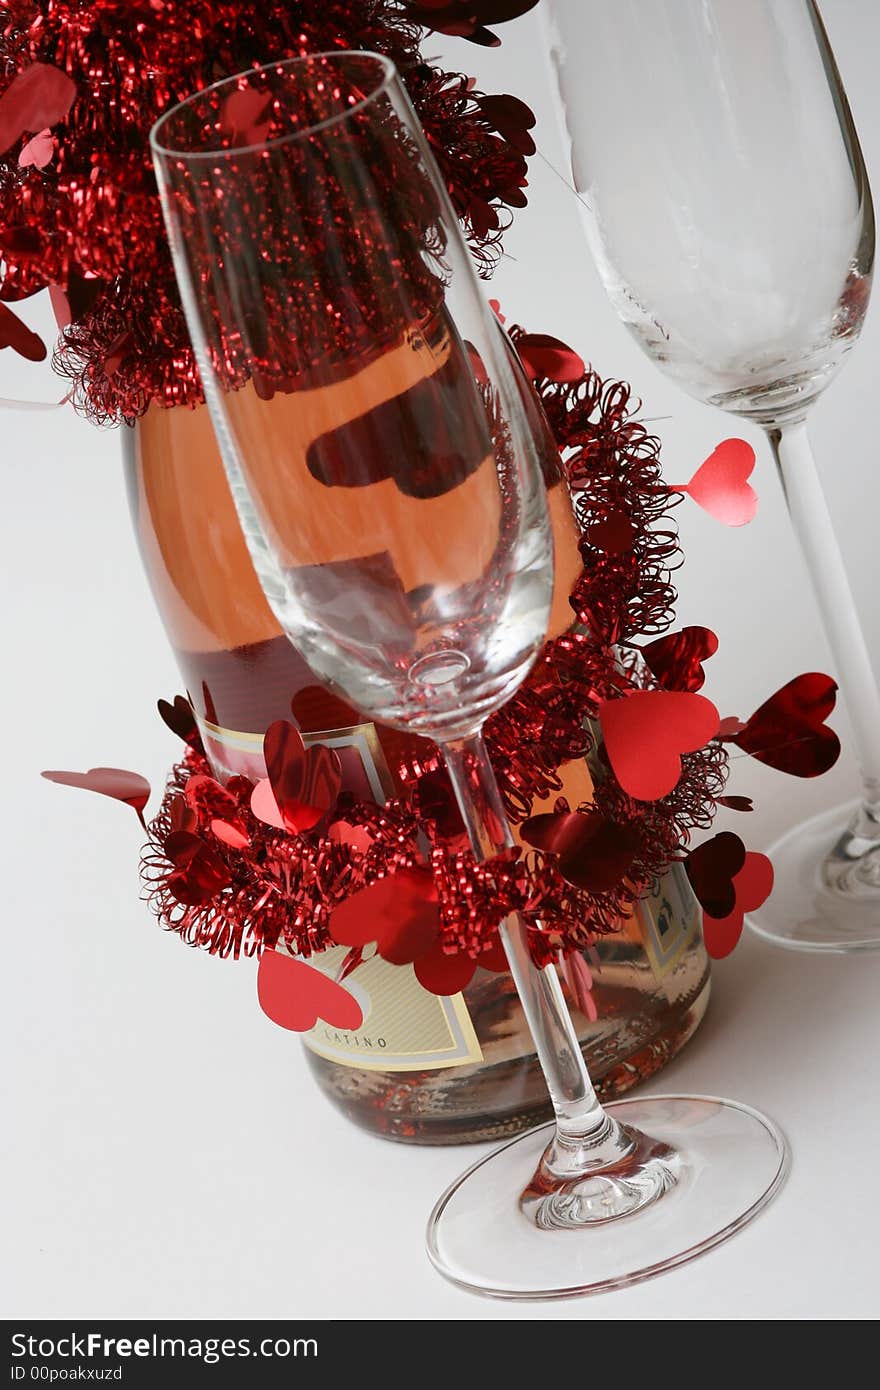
151 50 787 1300
545 0 878 951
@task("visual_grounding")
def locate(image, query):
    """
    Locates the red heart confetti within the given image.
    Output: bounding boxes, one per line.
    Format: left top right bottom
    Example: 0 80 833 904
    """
403 0 540 46
330 868 440 966
718 716 746 738
674 439 758 526
413 769 468 847
717 795 754 812
641 626 719 693
0 300 47 362
221 86 272 145
327 821 375 855
515 331 586 384
685 831 747 919
521 810 641 892
164 830 231 905
263 720 342 832
414 939 478 996
250 778 286 831
157 695 205 753
0 63 77 154
598 691 720 801
257 950 363 1032
474 93 536 155
732 673 840 777
210 819 251 850
42 766 150 827
168 796 197 835
18 127 54 169
702 853 774 959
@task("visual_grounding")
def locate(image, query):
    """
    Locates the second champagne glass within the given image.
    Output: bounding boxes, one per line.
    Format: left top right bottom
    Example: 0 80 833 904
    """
546 0 879 952
151 51 787 1299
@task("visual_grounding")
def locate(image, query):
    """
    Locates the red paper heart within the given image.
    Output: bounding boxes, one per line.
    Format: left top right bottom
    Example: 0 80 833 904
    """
521 810 641 892
0 63 77 154
0 300 47 362
169 796 197 835
18 127 54 169
42 766 150 824
685 831 747 919
474 93 536 155
404 1 540 46
250 779 286 830
330 868 440 965
732 673 840 777
414 939 478 996
702 853 774 959
157 695 204 753
414 769 468 847
211 819 251 850
677 439 758 526
164 830 231 905
414 928 509 995
257 951 363 1032
717 795 754 812
598 691 720 801
221 86 272 144
515 331 586 384
264 720 341 832
327 821 375 855
641 626 719 693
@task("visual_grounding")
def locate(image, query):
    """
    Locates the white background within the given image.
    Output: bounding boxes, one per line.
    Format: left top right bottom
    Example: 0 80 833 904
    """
3 0 879 1321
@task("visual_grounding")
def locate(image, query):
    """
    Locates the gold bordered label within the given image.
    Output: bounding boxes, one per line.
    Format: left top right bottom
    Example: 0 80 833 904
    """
199 713 483 1072
300 946 483 1072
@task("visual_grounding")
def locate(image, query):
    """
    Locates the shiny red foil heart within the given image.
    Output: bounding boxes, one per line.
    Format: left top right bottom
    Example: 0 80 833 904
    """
702 853 774 959
732 673 840 777
521 810 641 892
330 868 440 965
164 829 231 906
263 720 342 832
641 626 719 693
685 831 747 919
42 766 151 824
0 62 76 153
158 695 205 754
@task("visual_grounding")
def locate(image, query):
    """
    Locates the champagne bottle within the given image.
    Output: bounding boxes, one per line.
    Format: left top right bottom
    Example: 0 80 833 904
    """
124 337 710 1144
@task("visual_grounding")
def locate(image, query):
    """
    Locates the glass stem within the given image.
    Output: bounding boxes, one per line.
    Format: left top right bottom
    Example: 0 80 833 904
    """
442 731 634 1176
768 422 880 819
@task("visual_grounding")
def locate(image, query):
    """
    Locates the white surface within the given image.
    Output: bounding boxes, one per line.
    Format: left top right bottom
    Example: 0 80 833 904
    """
3 1 880 1321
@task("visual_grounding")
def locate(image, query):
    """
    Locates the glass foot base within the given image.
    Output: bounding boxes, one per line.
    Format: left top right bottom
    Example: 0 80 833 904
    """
426 1095 788 1300
747 800 880 953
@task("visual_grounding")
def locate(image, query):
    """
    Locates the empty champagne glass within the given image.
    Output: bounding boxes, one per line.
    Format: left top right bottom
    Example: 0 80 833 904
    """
546 0 878 951
151 50 787 1300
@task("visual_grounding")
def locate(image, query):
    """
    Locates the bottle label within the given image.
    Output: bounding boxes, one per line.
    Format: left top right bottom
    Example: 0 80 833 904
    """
638 863 701 982
300 946 484 1072
196 713 396 799
198 712 483 1072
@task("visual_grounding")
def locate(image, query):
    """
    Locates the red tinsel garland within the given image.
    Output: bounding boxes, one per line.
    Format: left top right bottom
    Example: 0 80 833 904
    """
0 1 533 420
139 352 732 974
